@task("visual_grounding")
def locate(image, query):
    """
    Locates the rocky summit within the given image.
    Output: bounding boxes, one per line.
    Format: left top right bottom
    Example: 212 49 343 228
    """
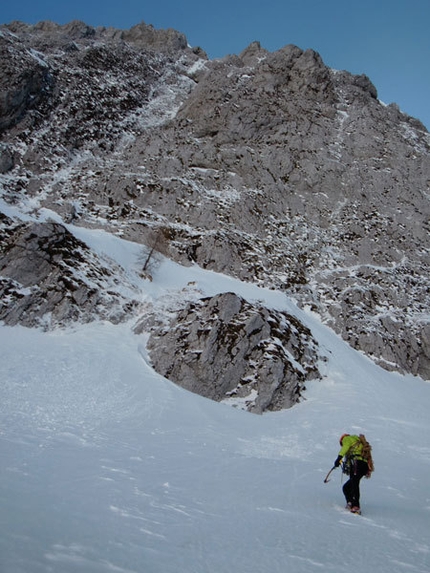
0 20 429 411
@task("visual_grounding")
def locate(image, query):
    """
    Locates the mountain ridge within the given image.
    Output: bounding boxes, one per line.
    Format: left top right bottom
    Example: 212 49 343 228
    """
0 20 429 407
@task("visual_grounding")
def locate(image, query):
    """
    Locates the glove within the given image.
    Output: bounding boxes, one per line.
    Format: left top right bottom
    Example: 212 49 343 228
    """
334 455 343 468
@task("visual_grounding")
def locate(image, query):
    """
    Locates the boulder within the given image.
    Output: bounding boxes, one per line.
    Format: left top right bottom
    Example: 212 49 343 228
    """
147 292 322 413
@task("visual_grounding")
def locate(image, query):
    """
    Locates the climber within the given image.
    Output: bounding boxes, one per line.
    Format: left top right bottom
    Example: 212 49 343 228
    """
333 433 373 514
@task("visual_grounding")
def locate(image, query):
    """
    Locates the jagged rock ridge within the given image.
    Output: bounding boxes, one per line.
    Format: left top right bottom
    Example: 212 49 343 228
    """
0 21 429 407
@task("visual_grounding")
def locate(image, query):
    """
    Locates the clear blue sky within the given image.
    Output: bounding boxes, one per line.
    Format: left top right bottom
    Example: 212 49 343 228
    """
1 0 429 130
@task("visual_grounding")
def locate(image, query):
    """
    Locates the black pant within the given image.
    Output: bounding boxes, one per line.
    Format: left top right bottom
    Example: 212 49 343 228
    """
342 459 369 508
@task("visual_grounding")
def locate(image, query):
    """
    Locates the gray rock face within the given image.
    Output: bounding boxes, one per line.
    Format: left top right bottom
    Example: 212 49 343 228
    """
0 20 429 390
147 292 322 413
123 43 429 379
0 29 53 132
0 220 139 327
0 144 14 173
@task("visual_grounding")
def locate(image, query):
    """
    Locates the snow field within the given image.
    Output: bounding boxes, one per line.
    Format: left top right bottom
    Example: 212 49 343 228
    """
1 232 430 573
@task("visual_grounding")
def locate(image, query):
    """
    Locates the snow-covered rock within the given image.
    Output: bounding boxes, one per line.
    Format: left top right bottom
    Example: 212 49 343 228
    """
0 220 141 327
0 19 429 391
147 291 322 412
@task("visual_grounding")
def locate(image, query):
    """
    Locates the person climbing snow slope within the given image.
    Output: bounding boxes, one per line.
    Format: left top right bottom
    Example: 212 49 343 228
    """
333 433 374 515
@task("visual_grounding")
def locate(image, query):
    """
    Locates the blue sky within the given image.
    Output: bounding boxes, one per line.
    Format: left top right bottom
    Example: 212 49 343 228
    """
1 0 429 130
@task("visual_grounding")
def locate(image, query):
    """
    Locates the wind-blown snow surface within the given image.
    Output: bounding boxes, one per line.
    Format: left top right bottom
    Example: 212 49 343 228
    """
1 228 430 573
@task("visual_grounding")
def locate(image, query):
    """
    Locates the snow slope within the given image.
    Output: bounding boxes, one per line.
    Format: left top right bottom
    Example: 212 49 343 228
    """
1 227 430 573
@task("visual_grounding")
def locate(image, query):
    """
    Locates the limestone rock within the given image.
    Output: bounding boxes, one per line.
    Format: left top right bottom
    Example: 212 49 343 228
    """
0 144 14 173
0 19 429 387
0 28 53 132
147 292 322 413
0 220 139 327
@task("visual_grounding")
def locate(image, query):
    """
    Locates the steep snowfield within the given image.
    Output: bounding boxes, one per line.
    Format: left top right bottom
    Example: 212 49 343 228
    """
1 227 430 573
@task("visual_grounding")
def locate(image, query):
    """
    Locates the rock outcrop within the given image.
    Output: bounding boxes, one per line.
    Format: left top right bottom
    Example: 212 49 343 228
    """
147 292 322 413
0 219 139 327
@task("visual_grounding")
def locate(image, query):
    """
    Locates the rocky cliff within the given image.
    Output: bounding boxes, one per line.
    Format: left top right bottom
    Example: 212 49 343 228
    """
0 20 429 410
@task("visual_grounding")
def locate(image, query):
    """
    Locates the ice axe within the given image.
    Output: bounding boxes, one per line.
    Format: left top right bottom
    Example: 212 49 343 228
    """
323 466 337 483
